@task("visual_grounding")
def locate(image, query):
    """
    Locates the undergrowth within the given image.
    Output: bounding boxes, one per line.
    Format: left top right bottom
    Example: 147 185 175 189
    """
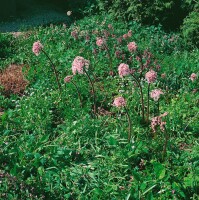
0 15 198 199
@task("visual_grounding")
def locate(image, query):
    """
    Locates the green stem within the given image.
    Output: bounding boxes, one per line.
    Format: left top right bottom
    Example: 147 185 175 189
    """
42 49 62 94
71 80 83 108
146 83 150 124
104 44 112 72
137 52 144 79
157 100 160 115
130 73 145 122
162 128 169 161
84 69 97 115
124 106 132 142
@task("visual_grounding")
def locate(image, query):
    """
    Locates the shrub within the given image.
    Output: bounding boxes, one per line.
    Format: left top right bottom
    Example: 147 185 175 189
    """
96 0 196 30
0 33 13 60
182 10 199 47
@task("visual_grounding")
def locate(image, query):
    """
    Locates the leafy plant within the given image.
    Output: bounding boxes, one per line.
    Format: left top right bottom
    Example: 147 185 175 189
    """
96 0 190 30
182 10 199 47
0 33 14 61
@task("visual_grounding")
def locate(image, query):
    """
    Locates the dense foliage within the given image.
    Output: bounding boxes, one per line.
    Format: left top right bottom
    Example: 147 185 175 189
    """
0 33 14 60
0 14 198 199
96 0 197 29
182 10 199 47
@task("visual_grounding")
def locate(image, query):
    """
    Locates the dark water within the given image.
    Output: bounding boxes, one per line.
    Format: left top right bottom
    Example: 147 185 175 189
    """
0 0 70 32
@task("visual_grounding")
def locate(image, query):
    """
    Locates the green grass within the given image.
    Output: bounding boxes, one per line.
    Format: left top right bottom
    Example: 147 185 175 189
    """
0 15 198 199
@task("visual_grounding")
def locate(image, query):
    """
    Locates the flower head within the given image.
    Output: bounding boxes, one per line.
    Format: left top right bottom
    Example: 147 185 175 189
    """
63 23 67 28
113 97 126 107
117 37 122 43
151 112 168 132
145 70 157 83
118 63 130 78
192 89 197 93
123 34 128 39
115 50 121 58
190 73 197 82
161 73 166 79
93 48 97 55
64 75 73 83
71 30 78 40
136 56 141 62
96 37 105 47
103 30 110 38
127 42 137 52
72 56 90 75
160 112 168 117
85 34 90 42
67 11 72 16
108 24 113 29
32 41 43 56
150 89 164 101
128 30 132 37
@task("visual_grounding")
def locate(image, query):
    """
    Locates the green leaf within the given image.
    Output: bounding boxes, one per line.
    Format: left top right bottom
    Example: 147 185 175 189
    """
40 134 50 143
126 193 131 200
142 184 157 196
132 170 141 182
153 162 165 179
108 136 117 145
38 166 44 176
140 182 147 190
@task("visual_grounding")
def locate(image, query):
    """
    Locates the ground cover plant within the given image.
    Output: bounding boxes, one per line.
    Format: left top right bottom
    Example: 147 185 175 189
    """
0 14 199 199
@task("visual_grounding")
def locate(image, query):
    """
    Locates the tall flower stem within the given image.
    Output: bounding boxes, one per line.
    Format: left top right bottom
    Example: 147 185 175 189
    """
84 69 97 115
42 49 62 94
104 44 113 72
162 128 169 161
146 83 150 124
157 100 160 115
124 106 132 142
137 52 144 79
71 81 83 108
130 73 145 122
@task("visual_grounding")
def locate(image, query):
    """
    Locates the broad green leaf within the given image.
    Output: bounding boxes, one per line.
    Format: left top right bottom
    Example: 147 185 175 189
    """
132 170 141 182
108 136 117 145
153 162 166 179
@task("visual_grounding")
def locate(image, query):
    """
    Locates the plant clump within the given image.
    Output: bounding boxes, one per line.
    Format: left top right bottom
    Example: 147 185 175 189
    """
0 64 29 96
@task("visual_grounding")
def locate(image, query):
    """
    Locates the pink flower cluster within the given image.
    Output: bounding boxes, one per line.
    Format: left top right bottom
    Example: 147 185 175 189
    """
113 97 126 107
128 30 132 37
123 34 128 39
127 42 137 52
115 50 121 58
145 70 157 83
85 35 90 42
123 30 132 39
96 37 105 47
103 30 110 38
64 75 73 83
72 56 90 75
93 48 97 55
150 89 164 101
108 24 113 29
151 112 168 132
71 30 78 40
136 56 141 62
118 63 130 78
190 73 197 82
32 41 43 56
117 37 123 44
161 73 166 79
